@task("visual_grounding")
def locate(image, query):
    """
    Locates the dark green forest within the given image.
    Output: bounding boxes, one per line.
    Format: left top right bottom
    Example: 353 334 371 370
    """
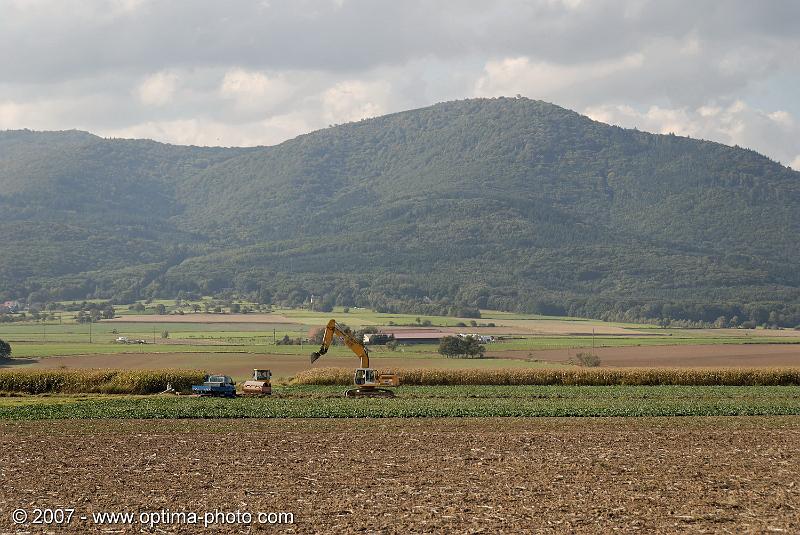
1 97 799 326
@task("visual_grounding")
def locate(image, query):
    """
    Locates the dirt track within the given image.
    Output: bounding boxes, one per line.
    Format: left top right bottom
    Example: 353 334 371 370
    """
489 343 800 367
1 418 798 533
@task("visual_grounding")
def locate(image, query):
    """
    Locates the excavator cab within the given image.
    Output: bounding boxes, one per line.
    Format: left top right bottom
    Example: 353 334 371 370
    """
354 368 378 386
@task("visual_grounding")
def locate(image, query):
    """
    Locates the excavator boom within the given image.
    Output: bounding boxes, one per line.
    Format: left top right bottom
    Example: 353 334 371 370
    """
311 319 370 368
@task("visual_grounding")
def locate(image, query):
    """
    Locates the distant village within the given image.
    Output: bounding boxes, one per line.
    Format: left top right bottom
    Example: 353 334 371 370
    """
363 331 495 345
0 301 20 314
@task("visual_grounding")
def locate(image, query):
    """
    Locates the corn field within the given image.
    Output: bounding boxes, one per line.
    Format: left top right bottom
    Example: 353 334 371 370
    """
0 369 206 394
291 367 800 386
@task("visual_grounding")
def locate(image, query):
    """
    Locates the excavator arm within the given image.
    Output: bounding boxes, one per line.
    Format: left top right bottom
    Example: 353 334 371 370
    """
311 319 370 369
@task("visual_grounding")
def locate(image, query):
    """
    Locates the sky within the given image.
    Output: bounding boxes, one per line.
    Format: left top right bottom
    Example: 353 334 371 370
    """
1 0 799 168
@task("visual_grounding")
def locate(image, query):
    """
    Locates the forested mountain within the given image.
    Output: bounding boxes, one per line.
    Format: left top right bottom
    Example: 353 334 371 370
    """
2 97 799 325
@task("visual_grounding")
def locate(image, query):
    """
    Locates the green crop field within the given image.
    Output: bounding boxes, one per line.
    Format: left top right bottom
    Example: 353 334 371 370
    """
1 385 799 419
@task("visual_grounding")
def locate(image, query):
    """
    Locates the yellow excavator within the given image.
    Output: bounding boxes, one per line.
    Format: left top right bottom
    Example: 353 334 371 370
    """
310 319 399 398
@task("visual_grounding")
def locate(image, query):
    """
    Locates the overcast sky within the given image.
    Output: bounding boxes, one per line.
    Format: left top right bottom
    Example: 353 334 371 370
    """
2 0 799 168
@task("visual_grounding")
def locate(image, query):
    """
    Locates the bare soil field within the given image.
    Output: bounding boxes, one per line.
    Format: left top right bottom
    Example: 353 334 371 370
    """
498 320 645 336
106 315 655 335
402 325 657 336
477 319 648 336
694 328 800 338
489 343 800 367
1 417 797 533
107 313 296 324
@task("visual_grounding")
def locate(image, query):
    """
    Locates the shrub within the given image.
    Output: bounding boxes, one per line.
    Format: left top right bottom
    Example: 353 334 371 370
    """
571 352 601 367
438 336 485 358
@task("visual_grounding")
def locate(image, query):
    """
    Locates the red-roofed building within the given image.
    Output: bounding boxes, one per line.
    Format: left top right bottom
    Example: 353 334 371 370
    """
380 329 447 344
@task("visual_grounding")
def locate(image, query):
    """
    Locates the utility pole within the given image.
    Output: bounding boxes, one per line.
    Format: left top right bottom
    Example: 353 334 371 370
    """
42 319 46 343
153 326 156 345
88 318 92 344
273 328 276 344
592 328 595 355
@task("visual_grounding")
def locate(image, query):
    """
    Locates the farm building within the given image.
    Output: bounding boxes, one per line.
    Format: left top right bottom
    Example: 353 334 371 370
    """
0 301 20 313
363 333 395 345
381 329 448 344
458 333 495 343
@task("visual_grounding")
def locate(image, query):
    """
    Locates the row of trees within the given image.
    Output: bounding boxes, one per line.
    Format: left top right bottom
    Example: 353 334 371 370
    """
438 336 485 359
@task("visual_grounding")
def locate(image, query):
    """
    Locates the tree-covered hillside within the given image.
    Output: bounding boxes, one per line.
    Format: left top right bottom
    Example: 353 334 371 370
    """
2 98 799 325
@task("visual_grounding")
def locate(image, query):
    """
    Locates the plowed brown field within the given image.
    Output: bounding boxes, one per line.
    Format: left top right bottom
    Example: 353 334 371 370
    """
1 418 798 533
488 343 800 367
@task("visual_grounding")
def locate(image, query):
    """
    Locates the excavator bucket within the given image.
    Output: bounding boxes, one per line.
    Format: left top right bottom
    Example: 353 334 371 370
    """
310 344 327 364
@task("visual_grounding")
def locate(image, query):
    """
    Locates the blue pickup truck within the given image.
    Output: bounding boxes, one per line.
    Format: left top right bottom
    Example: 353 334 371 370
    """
192 375 237 397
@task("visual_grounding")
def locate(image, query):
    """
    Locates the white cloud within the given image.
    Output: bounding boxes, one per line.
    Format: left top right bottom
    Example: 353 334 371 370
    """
679 35 701 56
137 71 179 106
548 0 584 9
102 111 316 147
321 80 390 125
219 68 295 114
697 105 721 118
768 110 793 128
0 101 24 128
790 155 800 171
221 68 275 98
0 98 86 130
584 101 800 165
474 54 644 98
0 1 797 163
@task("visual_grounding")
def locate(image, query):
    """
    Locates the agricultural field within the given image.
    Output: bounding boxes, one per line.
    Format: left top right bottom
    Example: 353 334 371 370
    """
2 367 800 419
2 305 799 381
2 309 799 532
1 417 798 533
2 384 800 419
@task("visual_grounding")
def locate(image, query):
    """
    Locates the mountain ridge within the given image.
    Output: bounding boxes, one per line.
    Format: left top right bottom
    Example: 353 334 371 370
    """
1 97 799 325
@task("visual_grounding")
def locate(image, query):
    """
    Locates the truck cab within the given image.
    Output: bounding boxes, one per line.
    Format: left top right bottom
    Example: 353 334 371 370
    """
192 375 237 397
